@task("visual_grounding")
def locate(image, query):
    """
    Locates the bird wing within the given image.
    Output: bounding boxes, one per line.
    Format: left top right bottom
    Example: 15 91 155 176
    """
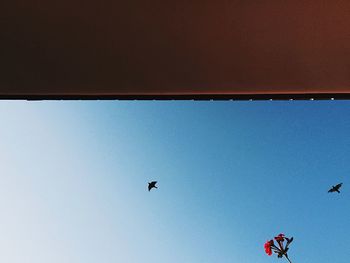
148 181 157 190
328 188 335 193
335 183 343 190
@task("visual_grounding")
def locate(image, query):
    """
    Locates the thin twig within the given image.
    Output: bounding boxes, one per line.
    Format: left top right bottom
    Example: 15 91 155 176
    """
284 255 292 263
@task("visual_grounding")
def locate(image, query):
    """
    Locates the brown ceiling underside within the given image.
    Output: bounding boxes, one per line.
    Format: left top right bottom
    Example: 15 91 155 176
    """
1 0 350 99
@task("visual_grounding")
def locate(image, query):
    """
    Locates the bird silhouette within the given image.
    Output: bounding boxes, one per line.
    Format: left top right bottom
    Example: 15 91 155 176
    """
328 183 343 193
148 181 158 191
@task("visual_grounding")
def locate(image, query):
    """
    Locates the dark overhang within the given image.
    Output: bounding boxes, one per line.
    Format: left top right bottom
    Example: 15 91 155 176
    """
2 0 350 100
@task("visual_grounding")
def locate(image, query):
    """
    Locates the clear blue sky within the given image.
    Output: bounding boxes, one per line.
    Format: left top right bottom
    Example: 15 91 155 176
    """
0 100 349 263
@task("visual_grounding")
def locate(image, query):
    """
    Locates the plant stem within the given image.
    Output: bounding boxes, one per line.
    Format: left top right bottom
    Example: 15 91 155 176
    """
284 255 292 263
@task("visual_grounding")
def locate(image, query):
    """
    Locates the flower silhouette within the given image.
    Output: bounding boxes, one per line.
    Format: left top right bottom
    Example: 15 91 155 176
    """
274 233 285 242
264 240 273 256
264 233 293 263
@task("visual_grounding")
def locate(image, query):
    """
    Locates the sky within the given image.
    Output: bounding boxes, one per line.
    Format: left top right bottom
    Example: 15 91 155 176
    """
0 100 349 263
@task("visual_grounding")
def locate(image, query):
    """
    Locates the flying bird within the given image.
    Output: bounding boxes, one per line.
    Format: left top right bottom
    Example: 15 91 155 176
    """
328 183 343 193
148 181 158 191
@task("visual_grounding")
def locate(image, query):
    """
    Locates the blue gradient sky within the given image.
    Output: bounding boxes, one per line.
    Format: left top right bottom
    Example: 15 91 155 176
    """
0 101 349 263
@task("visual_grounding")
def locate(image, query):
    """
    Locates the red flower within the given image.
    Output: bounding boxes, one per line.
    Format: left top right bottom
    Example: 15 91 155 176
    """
264 234 293 263
264 240 273 256
274 233 285 242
